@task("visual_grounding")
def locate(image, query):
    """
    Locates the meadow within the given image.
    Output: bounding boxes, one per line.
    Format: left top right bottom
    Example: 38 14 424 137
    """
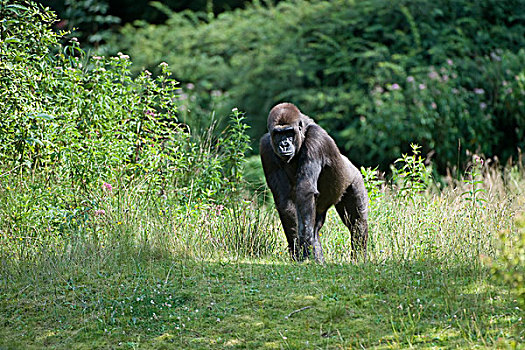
1 158 524 349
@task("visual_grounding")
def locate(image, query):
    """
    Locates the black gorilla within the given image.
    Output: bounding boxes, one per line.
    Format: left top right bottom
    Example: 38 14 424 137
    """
260 103 368 262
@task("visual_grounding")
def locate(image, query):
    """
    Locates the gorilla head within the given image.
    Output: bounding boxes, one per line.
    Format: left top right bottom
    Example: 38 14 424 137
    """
267 103 312 163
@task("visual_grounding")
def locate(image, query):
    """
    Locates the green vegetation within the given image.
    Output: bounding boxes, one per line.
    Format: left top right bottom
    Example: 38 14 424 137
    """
1 164 524 348
114 0 525 171
1 1 524 349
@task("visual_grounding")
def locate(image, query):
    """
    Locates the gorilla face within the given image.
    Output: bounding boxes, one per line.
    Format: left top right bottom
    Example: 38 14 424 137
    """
271 126 297 162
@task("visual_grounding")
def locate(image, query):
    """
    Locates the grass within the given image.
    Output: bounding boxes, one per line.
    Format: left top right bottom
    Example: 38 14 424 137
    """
1 164 524 349
0 255 522 349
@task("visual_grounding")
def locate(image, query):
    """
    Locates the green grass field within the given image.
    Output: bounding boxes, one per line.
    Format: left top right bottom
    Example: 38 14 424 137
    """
1 168 524 349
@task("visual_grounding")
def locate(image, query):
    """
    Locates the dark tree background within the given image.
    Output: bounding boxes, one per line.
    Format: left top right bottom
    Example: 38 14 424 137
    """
39 0 260 24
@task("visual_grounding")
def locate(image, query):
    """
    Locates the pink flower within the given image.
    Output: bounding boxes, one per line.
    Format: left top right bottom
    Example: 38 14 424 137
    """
428 71 439 80
431 102 437 109
390 83 400 90
473 155 484 166
103 182 113 192
446 59 454 66
419 84 426 90
406 76 415 83
474 88 485 95
94 209 106 216
215 204 225 216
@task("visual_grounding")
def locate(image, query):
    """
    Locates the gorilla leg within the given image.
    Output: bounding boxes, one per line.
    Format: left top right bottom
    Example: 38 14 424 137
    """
335 180 369 262
296 210 327 262
276 200 300 260
311 210 327 263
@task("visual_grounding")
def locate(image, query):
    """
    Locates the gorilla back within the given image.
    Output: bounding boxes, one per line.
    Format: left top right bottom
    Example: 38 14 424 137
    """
260 103 368 263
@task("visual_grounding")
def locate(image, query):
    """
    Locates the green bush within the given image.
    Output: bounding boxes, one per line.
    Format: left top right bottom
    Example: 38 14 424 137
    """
113 0 525 171
0 1 252 253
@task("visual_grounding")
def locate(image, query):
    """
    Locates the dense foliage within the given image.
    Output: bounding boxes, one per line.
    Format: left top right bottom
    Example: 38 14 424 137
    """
114 0 525 171
0 0 251 248
40 0 260 25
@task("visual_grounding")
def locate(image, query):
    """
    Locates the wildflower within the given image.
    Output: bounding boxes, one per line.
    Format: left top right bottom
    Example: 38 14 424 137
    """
92 56 103 60
473 155 484 166
103 182 113 192
117 52 130 60
159 61 168 67
144 70 152 76
419 83 426 90
428 71 439 80
215 204 225 216
145 110 156 117
431 102 437 109
117 221 122 225
94 209 106 216
186 83 195 90
474 88 485 95
446 58 454 66
480 102 487 110
406 76 415 83
232 107 238 112
390 83 401 90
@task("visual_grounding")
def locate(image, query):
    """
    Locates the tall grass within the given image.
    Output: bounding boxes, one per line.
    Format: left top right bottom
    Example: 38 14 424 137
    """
1 160 523 275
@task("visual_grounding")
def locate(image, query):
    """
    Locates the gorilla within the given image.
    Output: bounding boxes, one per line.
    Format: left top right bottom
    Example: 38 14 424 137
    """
260 103 368 263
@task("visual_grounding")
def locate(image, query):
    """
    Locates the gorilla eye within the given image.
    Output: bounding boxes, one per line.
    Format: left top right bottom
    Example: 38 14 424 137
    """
282 130 295 138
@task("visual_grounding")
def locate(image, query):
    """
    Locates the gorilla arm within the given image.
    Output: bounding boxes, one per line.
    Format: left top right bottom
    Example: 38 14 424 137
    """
260 133 300 257
293 125 327 261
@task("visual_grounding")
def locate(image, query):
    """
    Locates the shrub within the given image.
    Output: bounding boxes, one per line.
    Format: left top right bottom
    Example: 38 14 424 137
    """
0 1 252 258
113 0 525 171
1 0 251 201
